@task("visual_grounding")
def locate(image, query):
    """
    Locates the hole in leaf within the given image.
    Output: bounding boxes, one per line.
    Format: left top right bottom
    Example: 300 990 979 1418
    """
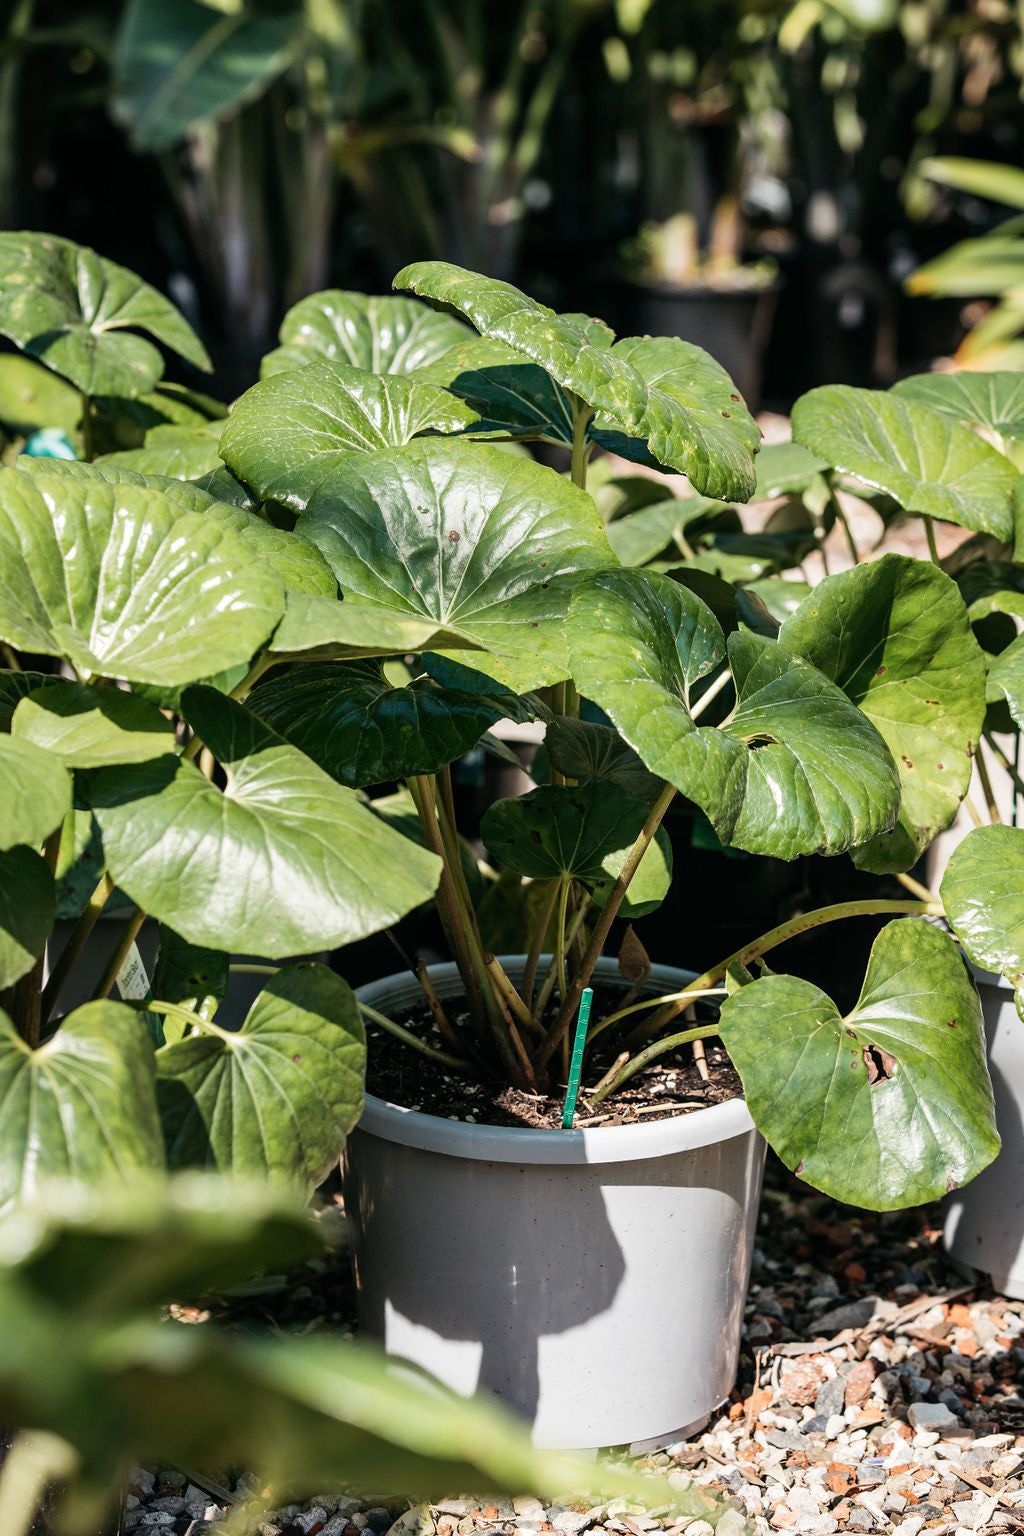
745 733 779 751
862 1042 898 1086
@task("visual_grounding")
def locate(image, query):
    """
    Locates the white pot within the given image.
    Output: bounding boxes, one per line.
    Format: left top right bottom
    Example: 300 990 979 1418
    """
343 959 765 1452
944 969 1024 1297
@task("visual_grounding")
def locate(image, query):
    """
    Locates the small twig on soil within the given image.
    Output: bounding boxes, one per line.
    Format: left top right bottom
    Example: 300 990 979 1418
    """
691 1036 710 1083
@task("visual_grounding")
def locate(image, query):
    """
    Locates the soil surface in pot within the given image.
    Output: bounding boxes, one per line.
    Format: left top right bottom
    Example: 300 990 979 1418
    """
364 986 742 1130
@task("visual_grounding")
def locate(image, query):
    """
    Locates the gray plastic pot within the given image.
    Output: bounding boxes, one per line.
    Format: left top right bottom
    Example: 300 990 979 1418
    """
343 958 766 1453
944 969 1024 1297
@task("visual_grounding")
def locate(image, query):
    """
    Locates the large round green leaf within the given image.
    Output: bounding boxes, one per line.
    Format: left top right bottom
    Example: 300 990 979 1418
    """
249 661 519 788
791 384 1018 540
568 568 900 858
394 262 759 500
0 469 285 684
590 336 761 502
297 439 617 690
892 371 1024 440
941 823 1024 979
156 963 365 1189
112 0 302 152
101 421 225 480
779 554 986 872
0 232 210 397
0 846 55 989
85 687 442 956
261 290 474 379
220 361 479 510
0 1002 164 1213
11 680 175 768
718 918 998 1209
267 592 479 661
0 733 71 850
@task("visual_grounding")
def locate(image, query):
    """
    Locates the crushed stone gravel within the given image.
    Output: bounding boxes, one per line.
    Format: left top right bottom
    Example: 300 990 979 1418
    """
131 1158 1024 1536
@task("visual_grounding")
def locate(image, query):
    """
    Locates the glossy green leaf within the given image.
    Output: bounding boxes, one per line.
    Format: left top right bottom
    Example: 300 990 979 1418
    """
0 846 55 989
249 661 521 788
718 918 997 1209
261 290 474 379
298 440 616 690
394 263 758 499
742 578 813 623
0 1002 164 1213
191 463 260 511
544 717 665 804
0 733 71 851
422 350 575 443
596 824 672 919
101 421 225 480
780 554 985 871
220 362 479 510
86 687 441 957
267 592 479 661
892 372 1024 440
568 568 900 858
112 0 301 151
0 232 210 396
941 824 1024 979
0 355 81 435
0 469 284 684
590 335 760 501
11 681 175 768
156 963 365 1188
791 385 1018 540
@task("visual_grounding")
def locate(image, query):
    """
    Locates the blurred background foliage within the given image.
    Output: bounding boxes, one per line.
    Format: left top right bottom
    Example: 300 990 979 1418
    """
2 0 1023 403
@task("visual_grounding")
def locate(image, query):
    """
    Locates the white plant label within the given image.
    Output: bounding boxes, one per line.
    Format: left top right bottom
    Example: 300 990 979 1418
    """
116 942 151 1002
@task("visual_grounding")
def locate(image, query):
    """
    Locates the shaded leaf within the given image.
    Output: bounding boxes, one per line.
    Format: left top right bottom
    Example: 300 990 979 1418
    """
0 355 81 436
0 1002 164 1213
249 661 526 788
752 441 829 498
112 0 301 152
0 734 72 850
11 680 175 768
0 232 209 396
718 919 997 1208
86 688 442 957
0 846 55 989
152 931 229 1038
481 782 649 884
157 963 365 1189
544 717 664 804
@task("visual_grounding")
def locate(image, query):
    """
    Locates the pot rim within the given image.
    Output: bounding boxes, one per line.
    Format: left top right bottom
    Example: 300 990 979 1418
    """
354 957 756 1166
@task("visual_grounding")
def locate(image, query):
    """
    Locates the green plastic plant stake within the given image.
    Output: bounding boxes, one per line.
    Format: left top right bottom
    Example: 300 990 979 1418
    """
561 987 593 1129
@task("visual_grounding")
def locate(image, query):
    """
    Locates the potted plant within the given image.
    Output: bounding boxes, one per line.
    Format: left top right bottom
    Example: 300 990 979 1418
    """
156 258 1000 1449
0 232 1003 1452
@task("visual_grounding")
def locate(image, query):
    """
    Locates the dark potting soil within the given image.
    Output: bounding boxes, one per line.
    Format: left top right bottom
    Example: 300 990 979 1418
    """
363 987 743 1130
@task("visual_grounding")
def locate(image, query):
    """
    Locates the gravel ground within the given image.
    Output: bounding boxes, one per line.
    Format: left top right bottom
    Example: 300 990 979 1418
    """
127 1158 1024 1536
